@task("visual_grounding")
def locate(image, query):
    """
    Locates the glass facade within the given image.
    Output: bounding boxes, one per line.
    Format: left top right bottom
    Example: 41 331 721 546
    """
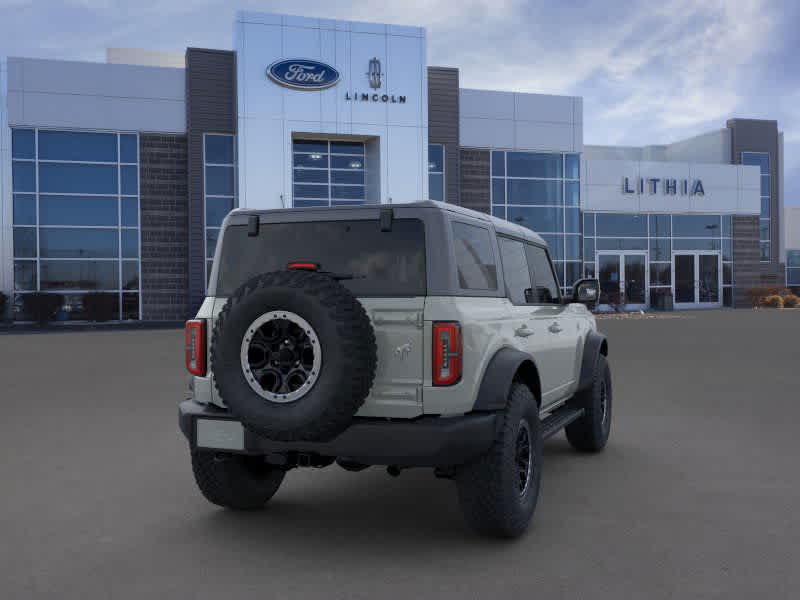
583 212 733 307
742 152 770 261
787 250 800 288
491 150 580 292
291 140 366 208
428 144 444 201
11 128 141 320
204 134 237 285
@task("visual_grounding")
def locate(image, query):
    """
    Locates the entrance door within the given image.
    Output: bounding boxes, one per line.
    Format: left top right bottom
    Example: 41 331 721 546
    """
596 252 648 310
672 252 721 309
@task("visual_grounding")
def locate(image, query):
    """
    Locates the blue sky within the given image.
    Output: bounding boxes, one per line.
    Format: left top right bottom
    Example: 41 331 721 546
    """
2 0 798 205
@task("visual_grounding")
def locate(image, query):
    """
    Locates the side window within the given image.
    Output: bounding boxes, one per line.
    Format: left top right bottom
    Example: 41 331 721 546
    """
525 244 561 304
452 222 498 290
498 237 533 305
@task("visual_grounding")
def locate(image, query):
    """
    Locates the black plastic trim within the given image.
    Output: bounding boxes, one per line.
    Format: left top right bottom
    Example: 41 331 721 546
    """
577 331 608 392
179 400 498 467
472 347 535 412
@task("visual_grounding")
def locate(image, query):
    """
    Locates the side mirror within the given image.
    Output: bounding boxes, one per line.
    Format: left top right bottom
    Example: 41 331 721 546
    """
572 279 599 305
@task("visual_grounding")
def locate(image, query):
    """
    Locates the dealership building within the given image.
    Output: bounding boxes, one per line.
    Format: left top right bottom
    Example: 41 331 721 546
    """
0 11 794 321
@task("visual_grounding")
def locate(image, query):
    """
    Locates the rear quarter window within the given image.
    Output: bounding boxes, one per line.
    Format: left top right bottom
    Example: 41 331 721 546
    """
452 221 498 290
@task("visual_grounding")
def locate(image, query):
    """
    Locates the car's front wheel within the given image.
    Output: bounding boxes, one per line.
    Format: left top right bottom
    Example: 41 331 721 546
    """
191 450 285 510
455 382 542 538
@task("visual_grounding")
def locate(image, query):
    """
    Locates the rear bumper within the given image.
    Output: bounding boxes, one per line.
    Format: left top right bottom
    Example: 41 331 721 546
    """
179 400 498 467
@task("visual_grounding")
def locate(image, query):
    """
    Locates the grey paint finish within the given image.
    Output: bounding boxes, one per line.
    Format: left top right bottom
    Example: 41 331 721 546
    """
727 119 781 268
139 134 189 321
6 57 185 132
427 67 460 205
186 48 237 314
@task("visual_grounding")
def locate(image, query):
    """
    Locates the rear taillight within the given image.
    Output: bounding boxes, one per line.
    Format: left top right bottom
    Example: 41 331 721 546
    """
433 321 462 386
185 320 207 376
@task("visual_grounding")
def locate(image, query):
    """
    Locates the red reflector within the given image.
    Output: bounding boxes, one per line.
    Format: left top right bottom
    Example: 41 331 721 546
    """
433 321 462 386
287 262 319 271
185 320 207 376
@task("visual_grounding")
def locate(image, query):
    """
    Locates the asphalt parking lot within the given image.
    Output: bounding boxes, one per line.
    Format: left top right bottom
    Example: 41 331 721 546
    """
1 309 799 599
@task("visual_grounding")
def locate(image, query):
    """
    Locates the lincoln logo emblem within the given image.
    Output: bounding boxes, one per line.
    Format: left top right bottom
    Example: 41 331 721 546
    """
367 57 382 89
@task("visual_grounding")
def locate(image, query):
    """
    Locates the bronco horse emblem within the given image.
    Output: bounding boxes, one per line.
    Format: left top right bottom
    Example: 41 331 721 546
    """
394 342 413 361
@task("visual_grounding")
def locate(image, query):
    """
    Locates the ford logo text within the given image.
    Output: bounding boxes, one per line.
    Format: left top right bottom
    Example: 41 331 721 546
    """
267 59 341 90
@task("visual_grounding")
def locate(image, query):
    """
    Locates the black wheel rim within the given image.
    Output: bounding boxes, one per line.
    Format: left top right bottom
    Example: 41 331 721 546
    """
516 420 532 497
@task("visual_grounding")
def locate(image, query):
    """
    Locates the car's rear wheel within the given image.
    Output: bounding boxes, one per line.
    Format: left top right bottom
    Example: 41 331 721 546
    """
455 382 542 538
191 450 285 510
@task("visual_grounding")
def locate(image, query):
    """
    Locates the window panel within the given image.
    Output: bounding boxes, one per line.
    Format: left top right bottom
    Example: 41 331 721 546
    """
13 227 37 258
12 129 35 159
498 237 532 304
12 161 36 192
650 263 671 286
507 152 562 178
506 206 563 233
723 263 732 285
491 206 506 220
293 168 328 184
584 263 595 279
428 144 444 172
760 242 770 261
565 235 581 260
741 152 769 174
332 170 365 185
672 214 721 237
583 237 595 262
759 219 770 241
787 267 800 285
293 153 329 168
721 215 732 237
761 197 770 218
491 151 505 177
596 238 647 251
121 198 139 227
583 212 595 236
120 134 138 163
595 213 647 237
204 135 235 164
649 214 671 238
492 179 505 205
40 195 118 226
452 222 498 290
673 238 721 251
787 251 800 268
40 260 119 290
330 141 364 155
565 262 582 288
293 199 328 208
121 229 139 259
525 244 561 303
565 207 580 233
121 165 138 195
293 140 328 154
14 261 37 291
429 173 444 201
39 228 118 258
206 229 219 259
122 293 140 321
565 181 580 206
205 165 235 196
649 238 671 261
507 180 562 206
206 197 234 228
13 194 36 225
540 235 564 261
122 261 139 290
760 175 770 196
331 185 365 200
565 154 580 180
38 130 117 162
39 163 118 194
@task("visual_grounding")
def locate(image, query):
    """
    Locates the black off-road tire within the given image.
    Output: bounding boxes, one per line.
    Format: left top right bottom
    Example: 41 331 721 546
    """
455 383 542 538
191 450 285 510
211 271 377 442
565 354 612 452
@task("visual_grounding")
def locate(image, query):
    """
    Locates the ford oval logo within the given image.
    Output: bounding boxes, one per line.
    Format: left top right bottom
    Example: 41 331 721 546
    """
266 59 340 90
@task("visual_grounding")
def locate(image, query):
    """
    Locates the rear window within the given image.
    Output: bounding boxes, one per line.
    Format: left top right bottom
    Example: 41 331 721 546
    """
215 219 426 297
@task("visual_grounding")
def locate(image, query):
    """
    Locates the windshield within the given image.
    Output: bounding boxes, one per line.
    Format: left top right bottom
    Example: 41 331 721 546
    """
215 218 427 297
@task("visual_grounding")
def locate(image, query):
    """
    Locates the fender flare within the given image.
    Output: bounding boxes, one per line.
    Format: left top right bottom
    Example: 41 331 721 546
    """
472 347 540 412
576 331 608 392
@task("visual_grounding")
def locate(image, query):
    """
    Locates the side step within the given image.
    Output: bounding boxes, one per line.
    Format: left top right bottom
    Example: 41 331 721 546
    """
541 405 584 439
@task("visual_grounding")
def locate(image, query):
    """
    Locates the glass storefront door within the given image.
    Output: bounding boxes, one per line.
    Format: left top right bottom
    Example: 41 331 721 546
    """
672 252 721 309
596 252 648 310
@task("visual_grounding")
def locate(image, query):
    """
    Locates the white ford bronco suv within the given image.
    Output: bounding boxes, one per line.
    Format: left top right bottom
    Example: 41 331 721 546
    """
179 200 611 538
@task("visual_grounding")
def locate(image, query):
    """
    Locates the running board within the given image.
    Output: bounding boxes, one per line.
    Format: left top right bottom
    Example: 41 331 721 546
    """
541 406 584 439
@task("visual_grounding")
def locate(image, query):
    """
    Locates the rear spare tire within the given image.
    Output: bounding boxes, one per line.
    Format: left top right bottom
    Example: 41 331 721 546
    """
211 270 377 442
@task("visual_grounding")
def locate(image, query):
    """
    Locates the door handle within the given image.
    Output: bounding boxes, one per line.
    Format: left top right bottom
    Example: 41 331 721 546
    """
515 325 535 338
548 322 563 334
